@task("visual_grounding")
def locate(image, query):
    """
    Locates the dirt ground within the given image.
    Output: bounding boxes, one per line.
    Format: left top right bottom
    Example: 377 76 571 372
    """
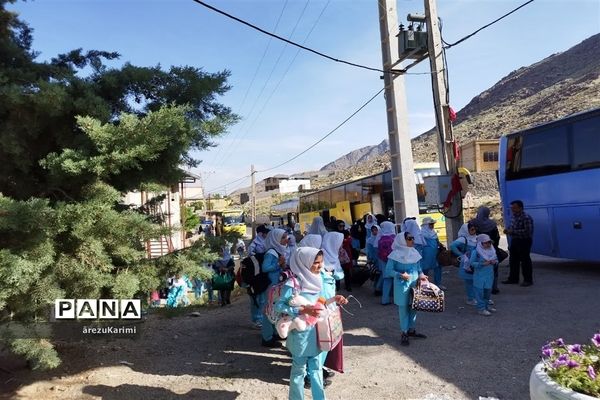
2 253 600 400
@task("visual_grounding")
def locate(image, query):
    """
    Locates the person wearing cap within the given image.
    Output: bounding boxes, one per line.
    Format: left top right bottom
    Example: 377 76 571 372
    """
420 216 443 288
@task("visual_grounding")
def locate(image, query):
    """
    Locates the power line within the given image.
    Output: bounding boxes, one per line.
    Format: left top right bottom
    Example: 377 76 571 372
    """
442 0 535 49
257 87 385 174
211 0 312 171
208 87 383 192
205 174 251 194
214 0 332 170
191 0 410 75
206 0 290 169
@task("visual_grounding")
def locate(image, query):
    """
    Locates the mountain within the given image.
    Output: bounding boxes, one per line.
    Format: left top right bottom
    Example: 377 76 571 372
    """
320 34 600 169
320 139 389 171
411 33 600 162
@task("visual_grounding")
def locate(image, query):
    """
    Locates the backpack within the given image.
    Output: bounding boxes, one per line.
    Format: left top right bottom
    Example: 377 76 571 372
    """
264 275 299 325
236 252 270 295
377 235 395 262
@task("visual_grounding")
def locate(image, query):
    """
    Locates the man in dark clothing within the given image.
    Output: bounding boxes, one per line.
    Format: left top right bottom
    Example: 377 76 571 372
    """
502 200 534 287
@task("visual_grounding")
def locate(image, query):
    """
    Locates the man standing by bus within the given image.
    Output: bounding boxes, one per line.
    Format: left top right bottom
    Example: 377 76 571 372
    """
503 200 534 287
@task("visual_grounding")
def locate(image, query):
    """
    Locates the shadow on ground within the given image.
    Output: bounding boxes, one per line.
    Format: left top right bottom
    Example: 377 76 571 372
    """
81 384 239 400
2 256 600 399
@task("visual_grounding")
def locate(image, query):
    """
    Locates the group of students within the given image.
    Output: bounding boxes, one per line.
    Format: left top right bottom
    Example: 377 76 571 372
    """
239 207 513 399
363 207 505 317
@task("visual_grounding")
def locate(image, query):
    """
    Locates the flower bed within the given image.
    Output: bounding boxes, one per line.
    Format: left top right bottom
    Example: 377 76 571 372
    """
536 333 600 397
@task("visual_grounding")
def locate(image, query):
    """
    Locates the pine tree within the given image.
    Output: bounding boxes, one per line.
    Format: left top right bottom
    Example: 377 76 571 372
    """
0 1 239 369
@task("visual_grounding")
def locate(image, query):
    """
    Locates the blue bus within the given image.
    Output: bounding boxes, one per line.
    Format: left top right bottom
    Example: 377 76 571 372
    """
498 108 600 261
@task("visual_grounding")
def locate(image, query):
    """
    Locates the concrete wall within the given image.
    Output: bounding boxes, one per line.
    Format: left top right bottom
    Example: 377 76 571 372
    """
279 179 311 194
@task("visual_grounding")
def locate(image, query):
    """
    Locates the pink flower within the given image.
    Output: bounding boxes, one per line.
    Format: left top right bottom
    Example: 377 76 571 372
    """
588 366 597 380
592 333 600 347
567 359 579 368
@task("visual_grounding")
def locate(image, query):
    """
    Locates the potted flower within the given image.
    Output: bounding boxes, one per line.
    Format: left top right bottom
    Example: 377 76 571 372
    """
530 333 600 399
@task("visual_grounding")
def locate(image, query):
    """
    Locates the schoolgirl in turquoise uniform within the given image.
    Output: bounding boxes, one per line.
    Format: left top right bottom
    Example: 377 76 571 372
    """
420 216 441 286
276 247 347 400
260 228 288 347
384 232 428 346
470 234 498 316
450 223 478 305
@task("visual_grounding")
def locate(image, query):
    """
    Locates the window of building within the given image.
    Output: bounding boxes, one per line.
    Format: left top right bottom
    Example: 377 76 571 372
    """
483 151 498 162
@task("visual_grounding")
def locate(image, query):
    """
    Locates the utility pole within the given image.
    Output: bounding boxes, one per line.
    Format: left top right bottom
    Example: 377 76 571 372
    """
251 164 256 239
424 0 463 239
378 0 420 226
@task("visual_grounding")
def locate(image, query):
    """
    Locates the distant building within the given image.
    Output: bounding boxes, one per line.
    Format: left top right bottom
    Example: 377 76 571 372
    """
240 193 250 204
460 139 500 172
264 175 288 191
279 178 311 194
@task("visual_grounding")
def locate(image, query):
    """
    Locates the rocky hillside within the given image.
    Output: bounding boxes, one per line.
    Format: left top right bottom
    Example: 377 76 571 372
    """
320 139 389 171
411 33 600 162
322 34 600 169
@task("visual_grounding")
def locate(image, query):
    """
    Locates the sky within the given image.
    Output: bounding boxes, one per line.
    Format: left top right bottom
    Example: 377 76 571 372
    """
9 0 600 195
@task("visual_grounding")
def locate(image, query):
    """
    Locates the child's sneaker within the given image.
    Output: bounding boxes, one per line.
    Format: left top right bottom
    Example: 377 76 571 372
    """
488 307 497 313
488 299 495 305
466 299 477 306
478 309 492 316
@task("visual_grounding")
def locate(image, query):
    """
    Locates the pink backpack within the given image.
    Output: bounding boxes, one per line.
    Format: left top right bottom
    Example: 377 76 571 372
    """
377 235 395 262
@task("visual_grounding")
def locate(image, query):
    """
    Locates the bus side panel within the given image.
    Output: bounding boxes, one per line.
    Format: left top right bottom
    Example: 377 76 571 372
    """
329 201 352 225
299 212 320 232
553 205 600 261
351 203 372 222
525 207 557 258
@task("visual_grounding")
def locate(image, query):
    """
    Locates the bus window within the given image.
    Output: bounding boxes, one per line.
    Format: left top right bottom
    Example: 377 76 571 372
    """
572 117 600 169
507 126 570 179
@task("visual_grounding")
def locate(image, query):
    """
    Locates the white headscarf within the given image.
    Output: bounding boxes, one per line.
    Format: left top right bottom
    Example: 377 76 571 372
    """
308 216 328 237
476 234 498 262
299 234 322 249
421 223 438 240
375 221 396 247
402 218 425 246
289 247 323 294
321 232 344 273
387 232 423 264
366 224 380 248
264 228 288 256
364 213 375 231
457 223 477 247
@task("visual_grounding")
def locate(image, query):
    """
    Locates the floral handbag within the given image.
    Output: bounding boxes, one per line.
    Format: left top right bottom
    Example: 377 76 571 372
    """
316 306 344 351
411 282 445 313
338 247 351 265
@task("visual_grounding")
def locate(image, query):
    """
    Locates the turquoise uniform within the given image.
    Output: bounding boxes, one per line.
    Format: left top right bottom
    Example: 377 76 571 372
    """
260 250 283 341
451 238 475 302
421 237 441 285
276 285 325 400
385 259 422 332
470 251 496 311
